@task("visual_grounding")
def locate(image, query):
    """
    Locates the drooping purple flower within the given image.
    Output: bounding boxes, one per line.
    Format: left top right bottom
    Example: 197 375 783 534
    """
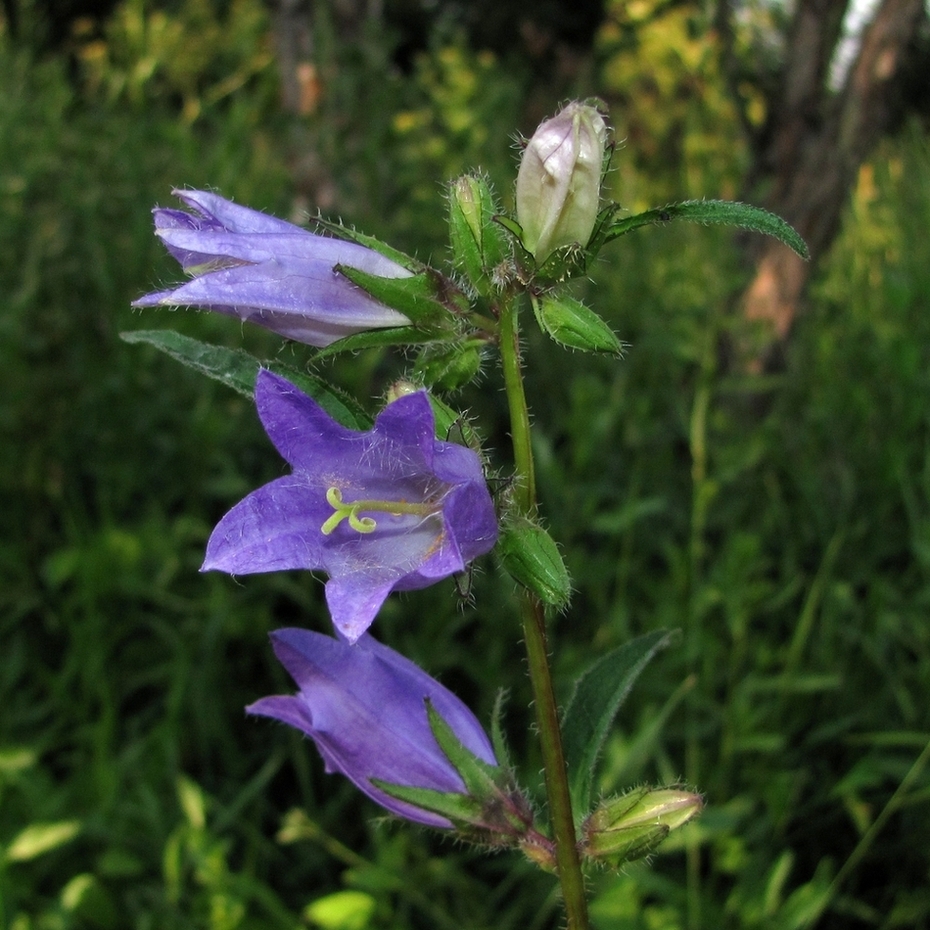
202 370 498 642
248 628 498 827
132 189 412 347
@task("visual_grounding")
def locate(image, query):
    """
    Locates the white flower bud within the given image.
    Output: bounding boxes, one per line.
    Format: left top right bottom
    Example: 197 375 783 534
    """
516 102 608 263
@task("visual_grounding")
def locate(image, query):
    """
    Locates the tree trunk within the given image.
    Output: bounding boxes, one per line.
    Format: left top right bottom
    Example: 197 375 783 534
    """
734 0 927 369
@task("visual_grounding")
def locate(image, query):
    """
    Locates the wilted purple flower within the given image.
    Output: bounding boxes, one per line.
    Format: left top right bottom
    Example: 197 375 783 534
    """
133 189 412 347
203 370 498 641
248 628 498 827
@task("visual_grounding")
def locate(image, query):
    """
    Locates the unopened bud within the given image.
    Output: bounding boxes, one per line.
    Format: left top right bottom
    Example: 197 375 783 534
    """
580 787 702 866
449 175 511 295
516 102 608 263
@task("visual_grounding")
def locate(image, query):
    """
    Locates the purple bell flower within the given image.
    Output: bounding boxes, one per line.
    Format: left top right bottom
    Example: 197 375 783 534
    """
248 628 498 827
202 370 498 642
133 190 412 347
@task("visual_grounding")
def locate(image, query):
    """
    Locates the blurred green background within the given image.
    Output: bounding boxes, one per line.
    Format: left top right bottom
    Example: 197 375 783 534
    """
2 0 929 927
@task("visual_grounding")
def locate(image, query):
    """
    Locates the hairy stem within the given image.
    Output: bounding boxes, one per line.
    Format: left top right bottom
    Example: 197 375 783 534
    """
499 295 589 930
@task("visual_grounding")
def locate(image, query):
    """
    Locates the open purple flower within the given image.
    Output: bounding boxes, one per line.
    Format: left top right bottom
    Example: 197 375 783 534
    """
203 370 498 641
248 628 498 827
132 189 412 347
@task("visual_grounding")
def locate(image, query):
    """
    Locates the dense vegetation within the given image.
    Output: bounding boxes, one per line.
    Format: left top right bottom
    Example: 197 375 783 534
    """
2 2 929 927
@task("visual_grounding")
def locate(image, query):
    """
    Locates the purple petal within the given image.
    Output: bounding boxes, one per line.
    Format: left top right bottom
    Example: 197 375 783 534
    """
202 476 330 574
156 228 412 280
171 189 304 235
254 371 359 468
134 260 409 325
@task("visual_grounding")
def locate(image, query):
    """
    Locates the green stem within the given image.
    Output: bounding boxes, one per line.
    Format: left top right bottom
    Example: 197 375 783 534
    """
498 295 589 930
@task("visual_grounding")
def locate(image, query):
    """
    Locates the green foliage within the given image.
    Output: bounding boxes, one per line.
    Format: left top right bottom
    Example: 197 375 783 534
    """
2 2 930 927
72 0 278 122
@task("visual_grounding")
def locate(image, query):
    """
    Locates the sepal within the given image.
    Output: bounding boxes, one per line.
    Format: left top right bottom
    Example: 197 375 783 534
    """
334 265 461 331
374 701 542 849
531 293 624 355
497 515 571 610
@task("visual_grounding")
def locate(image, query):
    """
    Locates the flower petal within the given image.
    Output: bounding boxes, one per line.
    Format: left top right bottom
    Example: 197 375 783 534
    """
202 476 330 574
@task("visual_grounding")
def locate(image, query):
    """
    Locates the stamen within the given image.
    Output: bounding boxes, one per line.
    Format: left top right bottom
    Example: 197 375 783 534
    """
320 485 442 536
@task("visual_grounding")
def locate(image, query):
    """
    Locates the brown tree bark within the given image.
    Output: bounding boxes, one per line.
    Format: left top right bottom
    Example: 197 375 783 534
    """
731 0 927 369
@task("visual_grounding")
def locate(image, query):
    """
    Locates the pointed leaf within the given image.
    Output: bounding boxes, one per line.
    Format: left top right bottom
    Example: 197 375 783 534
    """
490 689 514 772
372 700 501 828
120 329 369 428
425 700 502 798
561 630 676 813
494 215 524 241
606 199 809 260
5 821 81 862
427 395 483 454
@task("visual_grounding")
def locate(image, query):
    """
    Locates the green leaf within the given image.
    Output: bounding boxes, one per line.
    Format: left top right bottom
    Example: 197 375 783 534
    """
5 820 81 862
490 689 514 772
532 293 624 355
426 700 502 798
121 328 262 396
561 630 676 814
371 780 484 825
303 890 377 930
497 516 572 610
605 199 810 260
427 395 483 453
120 329 370 428
494 214 524 242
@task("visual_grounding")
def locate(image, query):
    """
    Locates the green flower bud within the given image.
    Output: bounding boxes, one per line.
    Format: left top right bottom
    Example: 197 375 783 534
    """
516 102 608 263
497 515 572 611
580 787 702 867
449 175 511 296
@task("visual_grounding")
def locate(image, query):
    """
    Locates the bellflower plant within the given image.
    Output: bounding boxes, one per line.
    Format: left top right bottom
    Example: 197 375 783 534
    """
128 101 808 929
202 369 499 643
132 189 413 346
